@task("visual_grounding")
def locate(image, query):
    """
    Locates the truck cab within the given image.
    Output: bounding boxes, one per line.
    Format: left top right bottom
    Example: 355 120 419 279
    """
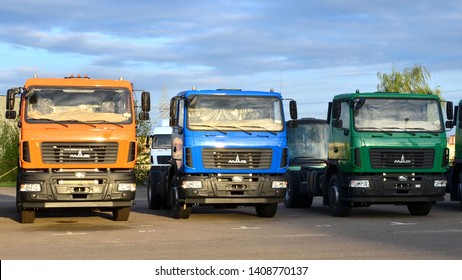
4 75 150 223
323 91 453 216
149 88 297 218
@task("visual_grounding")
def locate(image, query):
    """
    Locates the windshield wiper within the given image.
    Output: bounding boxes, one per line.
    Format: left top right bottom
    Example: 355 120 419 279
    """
189 124 227 135
240 125 276 135
405 127 438 136
358 126 393 136
215 125 252 135
381 127 417 136
28 118 68 127
90 120 123 128
60 119 96 128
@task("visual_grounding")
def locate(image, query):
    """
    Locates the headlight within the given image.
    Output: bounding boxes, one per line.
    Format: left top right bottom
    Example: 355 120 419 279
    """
433 180 447 188
117 183 136 192
272 181 287 189
20 183 41 192
350 180 370 188
182 181 202 189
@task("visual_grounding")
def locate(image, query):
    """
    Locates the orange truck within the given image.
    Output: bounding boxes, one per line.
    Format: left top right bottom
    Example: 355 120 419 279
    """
4 75 150 223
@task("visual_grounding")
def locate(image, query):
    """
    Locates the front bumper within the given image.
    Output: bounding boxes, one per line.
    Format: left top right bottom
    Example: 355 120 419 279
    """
178 173 286 205
17 169 136 210
345 173 446 203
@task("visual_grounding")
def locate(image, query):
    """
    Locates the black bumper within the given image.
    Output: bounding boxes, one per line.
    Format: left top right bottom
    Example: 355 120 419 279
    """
17 169 136 210
178 174 286 205
345 173 446 203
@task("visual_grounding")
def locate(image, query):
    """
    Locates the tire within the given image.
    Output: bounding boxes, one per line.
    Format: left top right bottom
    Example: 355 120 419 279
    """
328 174 351 217
301 193 314 208
113 206 131 221
160 170 171 210
170 188 191 219
255 203 278 218
284 171 303 208
407 202 432 216
20 209 35 224
458 182 462 211
147 169 162 210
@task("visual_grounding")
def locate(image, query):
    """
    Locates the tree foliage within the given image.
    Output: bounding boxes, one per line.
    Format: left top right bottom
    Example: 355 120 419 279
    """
134 100 152 184
0 121 19 182
377 64 441 97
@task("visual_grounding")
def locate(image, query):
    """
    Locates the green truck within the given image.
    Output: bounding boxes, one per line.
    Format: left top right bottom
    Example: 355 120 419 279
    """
287 91 453 216
447 101 462 209
324 91 454 216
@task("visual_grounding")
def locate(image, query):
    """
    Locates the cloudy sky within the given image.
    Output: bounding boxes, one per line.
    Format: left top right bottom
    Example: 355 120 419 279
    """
1 0 461 121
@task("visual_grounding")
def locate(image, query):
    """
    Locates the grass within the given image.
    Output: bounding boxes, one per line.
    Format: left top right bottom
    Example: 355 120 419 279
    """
0 182 15 187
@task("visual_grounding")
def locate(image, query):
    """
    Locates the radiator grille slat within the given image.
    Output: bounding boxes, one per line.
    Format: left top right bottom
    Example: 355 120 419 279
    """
42 142 118 163
202 148 272 169
369 149 434 169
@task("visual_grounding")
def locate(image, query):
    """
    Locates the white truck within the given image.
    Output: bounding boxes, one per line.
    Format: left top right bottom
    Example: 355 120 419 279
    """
147 119 172 209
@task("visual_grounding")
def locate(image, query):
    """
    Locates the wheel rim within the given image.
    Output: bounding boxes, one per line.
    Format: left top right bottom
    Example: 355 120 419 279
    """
329 184 339 208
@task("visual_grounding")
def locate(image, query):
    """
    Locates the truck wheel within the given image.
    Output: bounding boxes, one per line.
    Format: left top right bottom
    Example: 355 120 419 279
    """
407 202 432 216
170 188 191 219
255 203 278 218
458 182 462 211
147 170 162 210
284 171 302 208
328 174 351 217
160 171 171 210
301 193 314 208
113 206 131 221
20 209 35 224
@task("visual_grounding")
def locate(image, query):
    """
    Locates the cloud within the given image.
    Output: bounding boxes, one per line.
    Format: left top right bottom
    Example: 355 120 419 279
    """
1 0 461 119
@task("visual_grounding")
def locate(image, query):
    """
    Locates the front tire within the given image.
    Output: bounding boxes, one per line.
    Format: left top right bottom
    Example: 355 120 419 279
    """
113 206 131 221
255 203 278 218
170 188 191 219
328 174 351 217
407 202 432 216
147 169 162 210
284 171 303 208
20 209 35 224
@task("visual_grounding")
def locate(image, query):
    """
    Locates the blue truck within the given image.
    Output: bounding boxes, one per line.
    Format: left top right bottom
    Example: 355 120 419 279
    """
148 88 297 218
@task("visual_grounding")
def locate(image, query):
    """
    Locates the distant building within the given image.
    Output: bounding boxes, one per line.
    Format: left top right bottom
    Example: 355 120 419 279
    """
448 134 456 163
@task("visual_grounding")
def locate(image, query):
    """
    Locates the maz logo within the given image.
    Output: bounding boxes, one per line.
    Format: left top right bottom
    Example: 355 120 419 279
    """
69 149 91 158
228 155 247 164
394 155 411 164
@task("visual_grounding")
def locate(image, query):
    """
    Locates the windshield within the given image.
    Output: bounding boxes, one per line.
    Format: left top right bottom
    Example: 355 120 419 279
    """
152 134 171 148
288 123 328 160
187 95 283 132
354 98 443 132
25 87 132 124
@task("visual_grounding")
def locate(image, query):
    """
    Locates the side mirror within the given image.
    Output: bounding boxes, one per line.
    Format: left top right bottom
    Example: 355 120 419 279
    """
332 100 341 120
289 100 298 120
332 119 343 128
5 110 17 120
446 101 454 121
141 91 151 112
6 88 16 110
169 97 178 127
287 120 297 128
138 112 149 120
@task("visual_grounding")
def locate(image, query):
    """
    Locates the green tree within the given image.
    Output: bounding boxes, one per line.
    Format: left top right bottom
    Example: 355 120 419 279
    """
134 100 152 185
0 121 19 183
377 64 442 96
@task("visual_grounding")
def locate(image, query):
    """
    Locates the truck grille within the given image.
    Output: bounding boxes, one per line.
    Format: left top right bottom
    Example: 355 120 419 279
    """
42 142 118 163
202 148 272 169
157 156 170 164
369 148 434 169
